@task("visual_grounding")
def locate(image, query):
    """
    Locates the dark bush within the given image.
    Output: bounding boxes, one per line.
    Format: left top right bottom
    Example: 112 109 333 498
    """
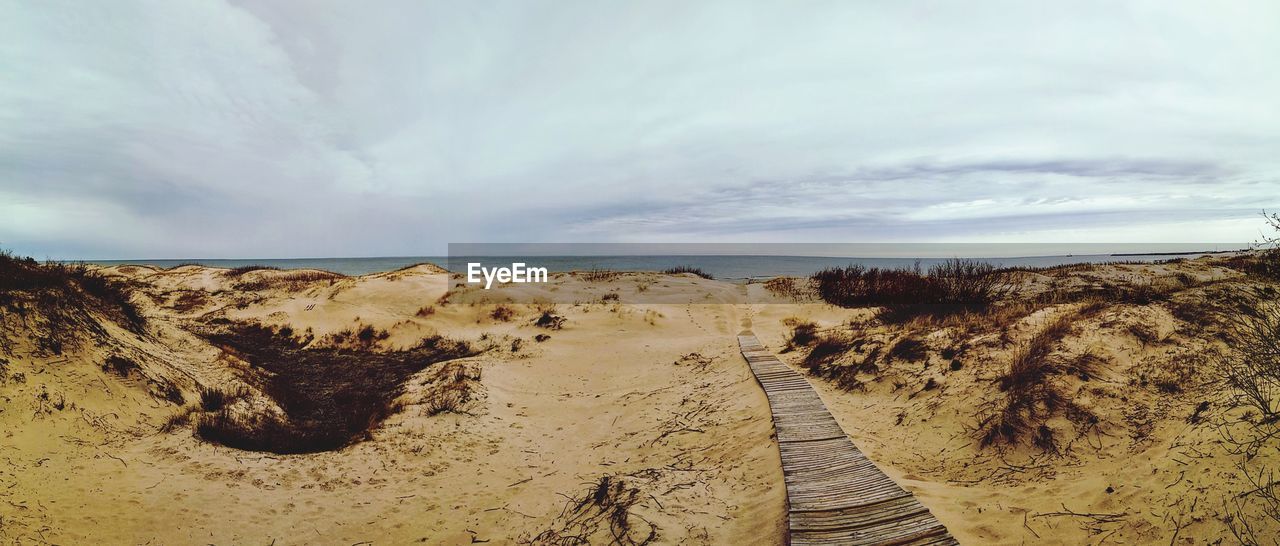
199 386 244 412
787 321 818 349
663 266 714 280
197 324 476 453
102 355 140 376
224 265 280 277
887 337 927 362
811 259 1008 320
535 309 566 330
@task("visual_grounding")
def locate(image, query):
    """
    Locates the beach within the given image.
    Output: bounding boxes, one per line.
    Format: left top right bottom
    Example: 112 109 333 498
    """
2 252 1277 544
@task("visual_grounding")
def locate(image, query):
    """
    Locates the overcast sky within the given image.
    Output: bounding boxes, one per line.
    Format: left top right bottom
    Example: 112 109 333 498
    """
3 1 1278 259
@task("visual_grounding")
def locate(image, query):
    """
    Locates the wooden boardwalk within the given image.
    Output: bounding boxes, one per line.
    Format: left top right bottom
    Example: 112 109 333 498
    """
738 333 958 546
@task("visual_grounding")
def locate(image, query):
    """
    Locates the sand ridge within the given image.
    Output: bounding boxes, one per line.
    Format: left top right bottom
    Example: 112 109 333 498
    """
2 256 1278 544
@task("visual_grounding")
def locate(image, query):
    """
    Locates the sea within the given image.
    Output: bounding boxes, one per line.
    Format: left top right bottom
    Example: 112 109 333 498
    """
85 251 1235 282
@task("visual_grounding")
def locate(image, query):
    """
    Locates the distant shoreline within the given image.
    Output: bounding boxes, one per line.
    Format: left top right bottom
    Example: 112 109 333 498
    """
80 250 1242 280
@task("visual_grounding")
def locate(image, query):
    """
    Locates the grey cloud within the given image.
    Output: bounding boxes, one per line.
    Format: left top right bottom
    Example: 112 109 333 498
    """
2 0 1279 258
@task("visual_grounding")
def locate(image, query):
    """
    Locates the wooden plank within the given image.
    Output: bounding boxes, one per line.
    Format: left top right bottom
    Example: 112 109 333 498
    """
738 333 957 545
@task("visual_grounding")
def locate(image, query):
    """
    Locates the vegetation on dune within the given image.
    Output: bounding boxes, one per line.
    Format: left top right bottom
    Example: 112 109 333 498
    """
662 265 714 280
223 264 281 277
196 324 476 454
978 310 1101 450
535 306 566 330
811 258 1010 321
0 249 146 356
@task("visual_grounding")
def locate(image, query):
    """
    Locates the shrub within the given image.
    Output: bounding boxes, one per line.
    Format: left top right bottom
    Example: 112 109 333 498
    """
764 277 808 299
196 324 477 453
803 335 855 370
1219 302 1280 420
160 409 195 432
490 304 517 322
887 336 927 362
786 320 819 349
1225 211 1280 280
580 268 620 282
101 355 140 376
662 266 713 280
422 362 482 416
224 265 280 277
535 309 566 330
811 259 1008 320
199 386 245 412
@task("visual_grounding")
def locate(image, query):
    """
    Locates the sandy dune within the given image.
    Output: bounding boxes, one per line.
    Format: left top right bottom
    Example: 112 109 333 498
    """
2 257 1278 544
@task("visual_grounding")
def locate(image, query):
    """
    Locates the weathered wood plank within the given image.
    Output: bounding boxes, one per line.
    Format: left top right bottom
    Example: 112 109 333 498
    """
738 333 957 545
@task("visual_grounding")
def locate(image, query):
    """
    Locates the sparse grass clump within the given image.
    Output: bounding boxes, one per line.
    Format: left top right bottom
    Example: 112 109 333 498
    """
224 265 280 277
101 355 140 376
231 269 344 291
887 336 927 362
323 324 390 350
662 265 713 280
160 409 194 432
171 291 209 313
764 276 808 299
529 475 657 545
785 319 819 350
197 324 477 453
979 311 1100 449
199 386 245 412
803 334 856 370
422 361 482 416
580 268 621 282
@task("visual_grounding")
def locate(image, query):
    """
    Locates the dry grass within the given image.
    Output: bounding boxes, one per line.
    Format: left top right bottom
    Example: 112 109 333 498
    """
101 355 140 377
764 276 809 299
535 307 566 330
811 259 1010 321
978 309 1102 449
196 324 476 453
232 269 345 291
662 265 713 279
490 304 517 322
784 319 818 350
527 475 657 546
323 324 390 350
886 336 927 362
580 268 621 282
170 291 209 313
422 361 482 416
0 250 146 342
199 386 245 412
224 265 280 277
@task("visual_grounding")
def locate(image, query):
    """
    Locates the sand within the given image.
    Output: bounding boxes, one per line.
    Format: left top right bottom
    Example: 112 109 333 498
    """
2 257 1277 544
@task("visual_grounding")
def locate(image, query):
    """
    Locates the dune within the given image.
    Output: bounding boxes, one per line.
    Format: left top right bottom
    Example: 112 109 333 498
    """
1 253 1277 544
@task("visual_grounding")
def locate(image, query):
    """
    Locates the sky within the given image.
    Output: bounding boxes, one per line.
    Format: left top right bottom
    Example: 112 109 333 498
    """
2 0 1278 259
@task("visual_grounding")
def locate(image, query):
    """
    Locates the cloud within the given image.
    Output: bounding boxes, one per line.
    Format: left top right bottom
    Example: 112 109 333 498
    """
1 0 1278 258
